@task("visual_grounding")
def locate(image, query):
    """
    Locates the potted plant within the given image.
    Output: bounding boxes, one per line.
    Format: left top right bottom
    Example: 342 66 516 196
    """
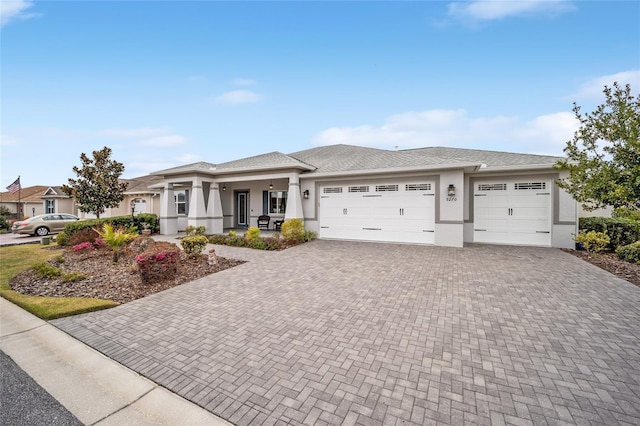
140 222 152 236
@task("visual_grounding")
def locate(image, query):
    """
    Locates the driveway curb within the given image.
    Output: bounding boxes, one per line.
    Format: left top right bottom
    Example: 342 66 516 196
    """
0 298 231 426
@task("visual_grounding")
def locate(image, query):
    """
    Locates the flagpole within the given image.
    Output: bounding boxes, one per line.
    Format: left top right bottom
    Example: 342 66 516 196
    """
18 176 21 219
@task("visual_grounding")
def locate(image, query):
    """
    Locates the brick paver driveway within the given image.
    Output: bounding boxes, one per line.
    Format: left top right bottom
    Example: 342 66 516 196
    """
53 241 640 425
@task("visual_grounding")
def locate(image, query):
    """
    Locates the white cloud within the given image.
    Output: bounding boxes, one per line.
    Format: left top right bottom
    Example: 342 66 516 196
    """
570 70 640 101
232 78 257 86
1 0 36 27
213 89 262 105
447 0 574 22
138 135 187 147
312 109 579 156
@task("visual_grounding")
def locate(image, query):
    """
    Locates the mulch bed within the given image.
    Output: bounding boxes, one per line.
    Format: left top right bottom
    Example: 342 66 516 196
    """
10 246 245 304
563 249 640 288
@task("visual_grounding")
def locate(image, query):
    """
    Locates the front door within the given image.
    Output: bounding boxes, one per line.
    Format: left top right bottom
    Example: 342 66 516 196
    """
236 192 249 227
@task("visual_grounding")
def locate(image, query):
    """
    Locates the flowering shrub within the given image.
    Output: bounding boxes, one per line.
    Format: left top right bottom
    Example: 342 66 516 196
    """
135 241 181 283
73 241 94 252
93 238 105 248
245 227 261 241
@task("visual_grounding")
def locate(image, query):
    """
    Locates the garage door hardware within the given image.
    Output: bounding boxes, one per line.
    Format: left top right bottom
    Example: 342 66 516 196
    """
423 230 435 232
363 194 382 197
536 231 550 233
362 227 382 231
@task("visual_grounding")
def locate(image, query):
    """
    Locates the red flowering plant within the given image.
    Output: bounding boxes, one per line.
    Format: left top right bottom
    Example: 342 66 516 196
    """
135 241 181 283
73 241 94 252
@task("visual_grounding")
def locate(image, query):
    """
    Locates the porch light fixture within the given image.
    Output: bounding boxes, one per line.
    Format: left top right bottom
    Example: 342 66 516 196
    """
222 185 226 191
303 189 310 199
447 184 456 196
269 180 273 190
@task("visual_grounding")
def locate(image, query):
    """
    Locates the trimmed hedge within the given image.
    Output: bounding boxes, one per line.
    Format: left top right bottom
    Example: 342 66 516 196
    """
616 241 640 264
579 217 640 251
63 214 159 236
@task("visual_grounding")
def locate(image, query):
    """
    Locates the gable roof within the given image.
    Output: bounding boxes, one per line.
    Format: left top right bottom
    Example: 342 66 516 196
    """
0 185 49 203
151 152 315 176
42 186 70 198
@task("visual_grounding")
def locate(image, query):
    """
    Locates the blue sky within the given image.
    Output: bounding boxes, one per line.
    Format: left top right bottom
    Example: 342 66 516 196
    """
1 0 638 188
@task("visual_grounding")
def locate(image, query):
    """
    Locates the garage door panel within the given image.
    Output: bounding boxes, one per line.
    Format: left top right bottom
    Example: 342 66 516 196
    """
319 181 435 244
473 179 551 246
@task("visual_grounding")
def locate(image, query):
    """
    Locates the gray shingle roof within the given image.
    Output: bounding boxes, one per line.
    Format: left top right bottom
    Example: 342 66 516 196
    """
288 145 474 174
403 147 564 167
216 151 315 171
150 144 565 178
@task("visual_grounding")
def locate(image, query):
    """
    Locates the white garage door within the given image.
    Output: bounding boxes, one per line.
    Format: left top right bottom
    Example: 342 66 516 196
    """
474 179 551 246
319 181 435 244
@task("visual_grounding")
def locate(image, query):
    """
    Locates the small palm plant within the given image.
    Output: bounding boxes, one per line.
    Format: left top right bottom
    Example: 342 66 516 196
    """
95 223 137 262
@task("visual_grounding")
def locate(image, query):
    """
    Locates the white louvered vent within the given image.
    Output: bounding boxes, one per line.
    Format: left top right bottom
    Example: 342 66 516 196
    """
348 185 369 193
514 182 546 190
406 183 431 191
375 184 399 192
323 187 343 194
478 183 507 191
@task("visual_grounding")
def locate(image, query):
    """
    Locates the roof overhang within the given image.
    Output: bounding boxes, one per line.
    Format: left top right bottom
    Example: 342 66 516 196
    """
473 163 558 173
298 162 482 179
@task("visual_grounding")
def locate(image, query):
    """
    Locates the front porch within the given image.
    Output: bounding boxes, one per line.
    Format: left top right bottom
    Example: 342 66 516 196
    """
156 173 306 235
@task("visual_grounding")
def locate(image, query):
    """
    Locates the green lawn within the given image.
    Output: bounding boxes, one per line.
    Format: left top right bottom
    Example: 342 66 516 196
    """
0 244 117 320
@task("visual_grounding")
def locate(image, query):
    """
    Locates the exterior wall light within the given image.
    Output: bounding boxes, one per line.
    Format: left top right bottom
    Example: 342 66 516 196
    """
269 180 274 190
303 189 310 199
222 185 226 191
447 184 456 196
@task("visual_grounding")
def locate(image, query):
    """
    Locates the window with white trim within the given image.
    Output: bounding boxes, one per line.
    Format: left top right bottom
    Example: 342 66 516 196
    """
269 191 287 214
175 190 189 215
45 199 55 214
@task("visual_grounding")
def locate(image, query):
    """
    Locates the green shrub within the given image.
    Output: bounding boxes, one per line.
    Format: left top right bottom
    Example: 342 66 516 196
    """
33 262 62 279
62 271 86 282
135 214 159 233
63 214 159 237
575 231 610 253
228 230 237 237
281 219 305 242
208 234 228 245
302 230 317 242
185 225 206 236
245 227 261 241
55 231 70 246
0 216 9 231
247 239 267 250
579 217 640 250
181 235 209 258
227 236 247 247
135 241 181 283
616 241 640 264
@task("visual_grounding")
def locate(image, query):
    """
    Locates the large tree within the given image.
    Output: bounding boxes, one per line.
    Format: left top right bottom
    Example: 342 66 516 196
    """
62 146 128 219
555 82 640 211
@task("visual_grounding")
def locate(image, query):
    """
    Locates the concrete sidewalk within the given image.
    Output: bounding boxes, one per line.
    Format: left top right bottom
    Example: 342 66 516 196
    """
0 298 231 426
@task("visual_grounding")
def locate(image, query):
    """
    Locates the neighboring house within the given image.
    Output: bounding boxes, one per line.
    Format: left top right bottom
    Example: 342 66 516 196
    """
150 144 582 248
41 186 77 216
0 185 74 218
76 175 162 219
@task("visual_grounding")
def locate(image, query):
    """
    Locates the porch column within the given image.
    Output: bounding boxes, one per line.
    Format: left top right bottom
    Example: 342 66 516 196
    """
188 176 208 230
207 182 224 234
284 173 304 221
159 183 178 235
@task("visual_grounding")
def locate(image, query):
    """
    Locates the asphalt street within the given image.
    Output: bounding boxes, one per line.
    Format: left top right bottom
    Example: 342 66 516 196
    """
0 350 82 426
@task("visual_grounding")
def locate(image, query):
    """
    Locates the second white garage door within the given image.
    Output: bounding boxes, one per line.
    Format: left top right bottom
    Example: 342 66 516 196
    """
319 181 436 244
474 179 552 246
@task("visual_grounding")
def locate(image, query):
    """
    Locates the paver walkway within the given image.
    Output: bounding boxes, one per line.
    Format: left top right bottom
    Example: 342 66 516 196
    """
53 241 640 425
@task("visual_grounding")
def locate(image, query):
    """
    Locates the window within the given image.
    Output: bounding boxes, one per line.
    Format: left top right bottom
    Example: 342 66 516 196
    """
269 191 287 214
175 190 189 215
323 187 342 194
375 184 398 192
45 199 55 213
406 183 431 191
348 186 369 193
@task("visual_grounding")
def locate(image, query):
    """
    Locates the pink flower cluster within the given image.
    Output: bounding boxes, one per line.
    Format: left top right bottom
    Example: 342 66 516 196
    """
72 238 106 252
135 242 180 283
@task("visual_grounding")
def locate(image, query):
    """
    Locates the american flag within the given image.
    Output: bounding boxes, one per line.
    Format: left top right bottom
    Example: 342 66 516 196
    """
6 177 21 194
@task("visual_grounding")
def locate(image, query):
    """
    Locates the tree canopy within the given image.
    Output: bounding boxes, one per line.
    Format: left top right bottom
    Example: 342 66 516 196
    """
62 146 128 219
555 82 640 211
